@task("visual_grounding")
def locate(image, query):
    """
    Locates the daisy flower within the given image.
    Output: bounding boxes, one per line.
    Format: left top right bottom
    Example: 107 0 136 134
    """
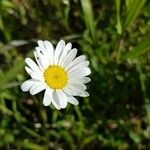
21 40 91 110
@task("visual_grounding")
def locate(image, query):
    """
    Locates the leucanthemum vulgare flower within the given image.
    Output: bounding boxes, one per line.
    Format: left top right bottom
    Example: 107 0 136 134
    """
21 40 91 110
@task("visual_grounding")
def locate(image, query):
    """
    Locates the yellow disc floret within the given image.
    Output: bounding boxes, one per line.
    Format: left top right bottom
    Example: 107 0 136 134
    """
44 65 68 89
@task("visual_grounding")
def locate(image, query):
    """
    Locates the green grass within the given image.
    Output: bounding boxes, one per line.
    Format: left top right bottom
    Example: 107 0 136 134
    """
0 0 150 149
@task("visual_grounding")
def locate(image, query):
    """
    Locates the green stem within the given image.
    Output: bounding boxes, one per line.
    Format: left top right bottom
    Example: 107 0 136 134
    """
136 62 150 125
116 39 123 63
136 63 148 104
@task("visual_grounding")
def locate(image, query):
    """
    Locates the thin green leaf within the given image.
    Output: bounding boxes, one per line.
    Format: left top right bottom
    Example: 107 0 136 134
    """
125 0 146 27
82 135 97 146
116 0 122 34
22 127 41 139
0 103 13 115
22 140 45 150
125 0 134 12
0 15 4 30
1 82 21 90
145 104 150 124
1 0 15 8
129 131 141 143
0 59 24 87
81 0 96 41
123 38 150 59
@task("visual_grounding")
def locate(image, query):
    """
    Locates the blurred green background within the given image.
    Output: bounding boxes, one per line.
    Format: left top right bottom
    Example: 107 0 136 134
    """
0 0 150 149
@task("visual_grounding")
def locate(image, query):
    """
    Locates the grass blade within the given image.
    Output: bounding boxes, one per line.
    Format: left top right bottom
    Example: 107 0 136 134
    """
115 0 122 34
0 59 24 87
81 0 96 41
125 0 146 27
22 140 45 150
123 37 150 59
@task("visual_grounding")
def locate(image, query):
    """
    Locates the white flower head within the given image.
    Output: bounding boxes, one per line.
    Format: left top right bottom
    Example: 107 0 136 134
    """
21 40 91 110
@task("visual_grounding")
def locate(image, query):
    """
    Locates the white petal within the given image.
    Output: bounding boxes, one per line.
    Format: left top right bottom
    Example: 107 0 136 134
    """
68 96 79 105
25 66 32 75
68 83 87 92
68 61 89 74
34 51 44 71
68 77 91 84
37 40 47 55
35 47 49 69
52 90 67 109
69 67 91 79
68 79 83 85
44 41 54 51
61 48 77 67
25 58 41 72
54 40 65 64
30 72 44 82
37 41 54 65
44 41 54 64
65 55 86 71
38 40 45 49
35 47 44 55
40 56 49 69
35 47 46 68
57 90 68 108
63 86 78 96
29 82 46 95
64 42 72 52
79 91 89 97
66 83 87 96
58 42 72 65
21 79 39 92
52 90 61 109
82 77 91 84
43 88 53 106
51 99 61 110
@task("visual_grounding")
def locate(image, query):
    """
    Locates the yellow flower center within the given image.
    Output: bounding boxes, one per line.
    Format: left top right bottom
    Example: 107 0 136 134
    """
44 65 68 89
